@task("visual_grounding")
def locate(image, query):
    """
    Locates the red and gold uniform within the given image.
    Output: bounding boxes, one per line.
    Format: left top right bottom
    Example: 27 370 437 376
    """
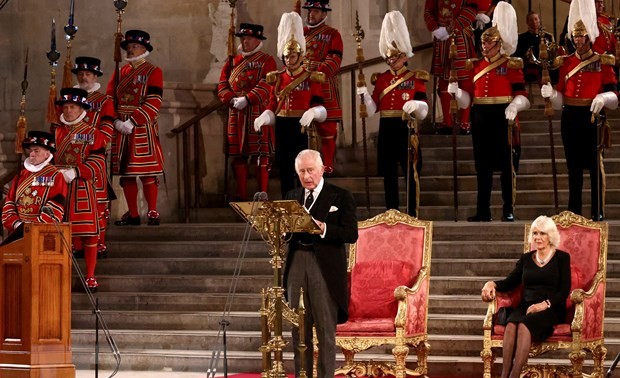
553 50 617 217
371 67 429 217
265 66 324 196
465 55 527 219
218 49 277 199
106 60 164 176
106 45 164 225
304 21 343 171
424 0 478 133
2 166 67 233
594 13 618 54
86 89 115 255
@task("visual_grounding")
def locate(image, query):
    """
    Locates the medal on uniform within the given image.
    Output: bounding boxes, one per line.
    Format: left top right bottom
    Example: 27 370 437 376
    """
402 93 410 101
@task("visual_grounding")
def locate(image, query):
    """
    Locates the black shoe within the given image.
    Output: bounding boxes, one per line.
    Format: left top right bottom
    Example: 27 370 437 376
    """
591 214 604 222
73 249 84 259
114 211 141 226
97 244 108 259
467 214 492 222
459 128 471 136
435 127 452 135
147 210 160 226
502 213 515 222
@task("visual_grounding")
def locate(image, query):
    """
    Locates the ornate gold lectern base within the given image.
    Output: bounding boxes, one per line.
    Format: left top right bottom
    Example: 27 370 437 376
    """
231 200 321 378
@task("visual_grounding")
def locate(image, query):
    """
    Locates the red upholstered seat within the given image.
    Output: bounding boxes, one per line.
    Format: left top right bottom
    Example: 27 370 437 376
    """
335 210 432 378
481 211 608 378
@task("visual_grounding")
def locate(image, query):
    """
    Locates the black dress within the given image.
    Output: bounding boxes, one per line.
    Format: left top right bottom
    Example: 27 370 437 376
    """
495 249 571 342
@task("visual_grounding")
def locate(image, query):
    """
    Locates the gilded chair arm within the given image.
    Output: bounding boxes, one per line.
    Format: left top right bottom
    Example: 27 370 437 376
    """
482 290 521 330
394 267 429 337
570 273 606 340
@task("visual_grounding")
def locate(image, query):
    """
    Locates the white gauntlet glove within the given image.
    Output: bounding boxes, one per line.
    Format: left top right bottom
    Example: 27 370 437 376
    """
591 92 619 113
253 110 275 132
232 96 248 110
505 95 531 121
540 82 563 110
114 119 134 135
356 86 377 116
403 100 429 120
432 26 450 41
300 106 327 127
60 168 76 183
474 13 491 30
447 82 471 109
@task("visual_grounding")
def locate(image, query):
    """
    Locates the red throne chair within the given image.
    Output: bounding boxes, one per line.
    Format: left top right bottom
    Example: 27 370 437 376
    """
335 209 433 378
481 211 609 378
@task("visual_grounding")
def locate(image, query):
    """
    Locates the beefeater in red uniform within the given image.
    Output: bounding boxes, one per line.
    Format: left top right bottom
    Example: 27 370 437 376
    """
2 131 67 245
449 2 530 222
218 23 277 200
357 11 430 218
541 1 618 220
72 56 114 258
302 0 342 174
54 87 108 291
254 12 326 198
425 0 478 135
107 29 164 226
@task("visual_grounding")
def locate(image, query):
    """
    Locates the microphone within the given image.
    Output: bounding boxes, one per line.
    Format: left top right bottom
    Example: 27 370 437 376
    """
253 191 268 201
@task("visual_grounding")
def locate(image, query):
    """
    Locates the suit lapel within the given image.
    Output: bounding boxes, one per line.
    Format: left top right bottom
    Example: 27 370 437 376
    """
311 183 336 221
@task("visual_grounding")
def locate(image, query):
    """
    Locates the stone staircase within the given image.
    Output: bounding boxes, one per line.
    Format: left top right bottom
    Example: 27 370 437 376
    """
70 103 620 375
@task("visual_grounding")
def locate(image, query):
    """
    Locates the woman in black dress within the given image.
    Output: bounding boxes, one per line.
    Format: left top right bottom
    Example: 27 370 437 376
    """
481 215 571 378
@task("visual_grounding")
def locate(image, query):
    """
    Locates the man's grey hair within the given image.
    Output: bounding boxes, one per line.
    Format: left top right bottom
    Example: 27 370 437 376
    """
295 149 323 171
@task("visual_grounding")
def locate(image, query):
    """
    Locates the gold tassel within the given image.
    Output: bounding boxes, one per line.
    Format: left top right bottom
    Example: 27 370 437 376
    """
46 69 59 125
114 32 123 63
15 115 26 154
61 40 73 89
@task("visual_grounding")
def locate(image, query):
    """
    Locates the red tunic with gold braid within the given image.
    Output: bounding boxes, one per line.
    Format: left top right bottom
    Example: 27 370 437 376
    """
265 67 324 115
304 22 343 121
87 90 116 145
218 50 277 156
371 68 430 115
465 56 528 101
424 0 478 80
55 120 107 237
106 60 164 176
555 52 617 101
2 165 67 233
594 14 618 55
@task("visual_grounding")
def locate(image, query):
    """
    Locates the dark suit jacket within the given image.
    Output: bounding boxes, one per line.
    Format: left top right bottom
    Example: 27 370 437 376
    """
283 181 358 324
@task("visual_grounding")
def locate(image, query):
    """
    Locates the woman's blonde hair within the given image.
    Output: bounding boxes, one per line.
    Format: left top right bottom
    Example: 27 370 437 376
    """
528 215 561 249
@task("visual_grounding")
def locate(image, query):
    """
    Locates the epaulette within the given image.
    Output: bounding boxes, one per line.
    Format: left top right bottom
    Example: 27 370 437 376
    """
265 70 281 85
413 69 430 82
370 72 379 85
507 56 524 69
600 53 616 66
310 71 326 83
552 55 566 69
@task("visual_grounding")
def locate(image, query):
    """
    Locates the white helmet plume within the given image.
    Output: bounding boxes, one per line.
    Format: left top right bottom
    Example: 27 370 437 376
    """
492 1 518 56
379 11 413 59
277 12 306 57
568 0 599 41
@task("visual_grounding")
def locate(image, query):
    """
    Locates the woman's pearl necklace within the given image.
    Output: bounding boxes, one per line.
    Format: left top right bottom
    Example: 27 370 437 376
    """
536 250 553 266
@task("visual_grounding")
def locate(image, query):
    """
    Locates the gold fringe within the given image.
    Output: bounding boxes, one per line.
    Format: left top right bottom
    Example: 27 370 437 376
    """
15 115 26 154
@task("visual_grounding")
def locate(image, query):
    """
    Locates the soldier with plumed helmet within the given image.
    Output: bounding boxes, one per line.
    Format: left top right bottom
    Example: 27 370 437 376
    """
356 10 430 218
448 1 530 222
253 12 326 198
541 0 618 220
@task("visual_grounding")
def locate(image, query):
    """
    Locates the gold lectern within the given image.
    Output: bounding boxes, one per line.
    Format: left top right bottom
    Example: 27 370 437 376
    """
0 223 75 378
231 200 321 378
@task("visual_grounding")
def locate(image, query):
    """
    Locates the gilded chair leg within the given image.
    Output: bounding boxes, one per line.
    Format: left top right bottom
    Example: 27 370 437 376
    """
569 350 586 378
415 341 430 376
481 348 495 378
342 348 355 366
392 344 410 378
592 344 607 378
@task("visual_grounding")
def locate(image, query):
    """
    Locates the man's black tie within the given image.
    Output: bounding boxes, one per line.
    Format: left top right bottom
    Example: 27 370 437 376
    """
305 190 314 210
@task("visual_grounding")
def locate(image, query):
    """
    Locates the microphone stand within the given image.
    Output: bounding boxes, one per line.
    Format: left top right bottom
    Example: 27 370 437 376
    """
42 207 122 378
206 192 267 378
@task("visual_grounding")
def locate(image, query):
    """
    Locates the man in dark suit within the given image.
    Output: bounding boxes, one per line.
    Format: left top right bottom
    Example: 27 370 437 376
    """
283 149 358 378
